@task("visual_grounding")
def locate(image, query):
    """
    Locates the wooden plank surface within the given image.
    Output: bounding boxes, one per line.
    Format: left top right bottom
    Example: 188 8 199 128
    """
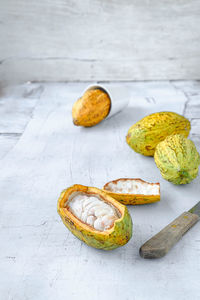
0 81 200 300
0 83 43 159
0 0 200 83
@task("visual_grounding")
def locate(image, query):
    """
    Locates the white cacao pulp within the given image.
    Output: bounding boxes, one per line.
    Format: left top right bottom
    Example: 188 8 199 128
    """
105 179 160 195
68 193 120 231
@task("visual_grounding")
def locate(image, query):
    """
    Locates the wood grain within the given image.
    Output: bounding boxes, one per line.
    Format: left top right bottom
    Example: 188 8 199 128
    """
0 0 200 83
140 212 200 259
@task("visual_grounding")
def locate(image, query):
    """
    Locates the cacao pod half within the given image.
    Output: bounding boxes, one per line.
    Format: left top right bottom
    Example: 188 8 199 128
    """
103 178 160 205
57 184 132 250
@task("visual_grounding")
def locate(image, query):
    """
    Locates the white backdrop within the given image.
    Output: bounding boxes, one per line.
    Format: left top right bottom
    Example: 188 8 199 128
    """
0 0 200 83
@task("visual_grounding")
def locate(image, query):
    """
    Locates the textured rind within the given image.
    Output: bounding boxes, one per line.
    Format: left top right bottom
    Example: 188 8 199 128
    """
154 134 200 184
72 88 111 127
126 112 191 156
57 185 132 250
103 178 160 205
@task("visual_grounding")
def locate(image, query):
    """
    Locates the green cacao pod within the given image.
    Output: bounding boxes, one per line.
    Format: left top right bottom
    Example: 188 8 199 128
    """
154 134 200 184
126 112 191 156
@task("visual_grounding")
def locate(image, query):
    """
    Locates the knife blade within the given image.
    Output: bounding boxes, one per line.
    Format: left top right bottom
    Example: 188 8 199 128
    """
140 202 200 259
189 201 200 216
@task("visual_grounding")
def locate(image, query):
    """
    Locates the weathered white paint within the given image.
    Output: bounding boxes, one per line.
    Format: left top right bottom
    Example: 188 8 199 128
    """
0 83 42 158
0 0 200 83
0 81 200 300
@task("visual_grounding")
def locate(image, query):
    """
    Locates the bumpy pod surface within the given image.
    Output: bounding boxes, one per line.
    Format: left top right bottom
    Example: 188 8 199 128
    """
72 88 111 127
126 112 191 156
57 185 132 250
103 178 160 205
154 134 200 184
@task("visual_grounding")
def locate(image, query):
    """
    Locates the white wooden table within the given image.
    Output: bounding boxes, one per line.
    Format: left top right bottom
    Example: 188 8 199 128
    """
0 81 200 300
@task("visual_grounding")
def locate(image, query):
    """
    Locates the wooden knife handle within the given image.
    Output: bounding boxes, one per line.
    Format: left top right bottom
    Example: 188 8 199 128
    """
140 212 199 259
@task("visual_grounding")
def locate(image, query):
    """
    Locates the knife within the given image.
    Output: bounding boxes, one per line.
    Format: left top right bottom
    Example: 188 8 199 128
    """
140 201 200 259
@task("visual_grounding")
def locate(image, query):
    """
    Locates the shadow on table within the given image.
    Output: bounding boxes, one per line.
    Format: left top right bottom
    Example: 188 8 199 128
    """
79 106 147 133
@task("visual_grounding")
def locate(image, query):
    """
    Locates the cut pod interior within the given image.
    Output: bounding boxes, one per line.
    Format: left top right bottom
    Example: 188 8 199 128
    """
104 179 160 195
66 192 121 231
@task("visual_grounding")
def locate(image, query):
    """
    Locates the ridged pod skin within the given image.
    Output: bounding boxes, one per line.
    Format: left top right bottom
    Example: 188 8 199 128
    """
154 134 200 184
126 112 191 156
103 178 160 205
57 185 132 250
72 88 111 127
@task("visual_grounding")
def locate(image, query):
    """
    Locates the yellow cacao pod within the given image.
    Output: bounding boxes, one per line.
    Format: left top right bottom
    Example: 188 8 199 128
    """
126 112 191 156
72 88 111 127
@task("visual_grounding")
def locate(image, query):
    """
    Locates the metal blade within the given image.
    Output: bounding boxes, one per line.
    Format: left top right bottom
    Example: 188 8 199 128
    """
189 201 200 217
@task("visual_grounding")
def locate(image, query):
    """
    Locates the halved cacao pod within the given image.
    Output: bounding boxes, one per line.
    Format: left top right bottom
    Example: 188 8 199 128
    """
57 184 132 250
103 178 160 205
72 88 111 127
